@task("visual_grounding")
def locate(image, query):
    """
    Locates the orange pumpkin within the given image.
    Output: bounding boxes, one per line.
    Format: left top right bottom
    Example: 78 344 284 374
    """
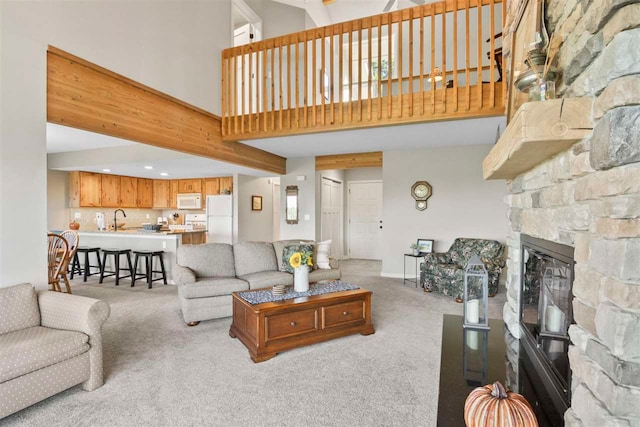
464 381 538 427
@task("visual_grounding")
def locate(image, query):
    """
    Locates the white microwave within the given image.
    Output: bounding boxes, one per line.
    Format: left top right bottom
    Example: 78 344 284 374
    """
177 193 202 210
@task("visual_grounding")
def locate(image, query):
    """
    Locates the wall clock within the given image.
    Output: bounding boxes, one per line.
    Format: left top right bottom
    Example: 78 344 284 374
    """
411 181 432 211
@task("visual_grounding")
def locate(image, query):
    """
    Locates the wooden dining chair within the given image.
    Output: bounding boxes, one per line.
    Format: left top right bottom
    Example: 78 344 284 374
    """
59 230 79 293
48 234 69 293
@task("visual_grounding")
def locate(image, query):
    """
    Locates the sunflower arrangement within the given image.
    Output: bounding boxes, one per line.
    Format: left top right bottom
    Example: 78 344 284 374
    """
288 247 313 270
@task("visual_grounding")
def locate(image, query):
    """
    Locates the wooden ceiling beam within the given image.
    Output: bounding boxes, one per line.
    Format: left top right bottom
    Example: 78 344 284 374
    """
315 151 383 171
46 46 286 175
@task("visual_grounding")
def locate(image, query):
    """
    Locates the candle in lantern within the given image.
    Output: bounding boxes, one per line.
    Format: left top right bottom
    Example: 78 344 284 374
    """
546 305 565 333
466 299 480 324
466 330 479 350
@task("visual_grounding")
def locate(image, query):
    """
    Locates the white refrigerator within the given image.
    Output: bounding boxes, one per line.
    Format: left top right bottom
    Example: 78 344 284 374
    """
206 195 233 244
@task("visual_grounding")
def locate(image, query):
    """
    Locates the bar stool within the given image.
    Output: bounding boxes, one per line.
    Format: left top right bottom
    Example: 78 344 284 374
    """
99 249 133 286
132 250 167 289
70 246 102 282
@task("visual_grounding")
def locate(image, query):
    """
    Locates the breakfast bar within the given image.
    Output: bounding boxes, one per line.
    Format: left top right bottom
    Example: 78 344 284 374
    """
77 230 206 282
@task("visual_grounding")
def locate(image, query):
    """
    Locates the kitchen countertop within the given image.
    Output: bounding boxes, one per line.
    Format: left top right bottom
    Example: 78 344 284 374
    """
78 229 206 238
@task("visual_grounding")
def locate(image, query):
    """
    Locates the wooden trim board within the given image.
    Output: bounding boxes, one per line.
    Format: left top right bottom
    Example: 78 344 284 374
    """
483 98 593 180
47 46 286 175
316 152 383 171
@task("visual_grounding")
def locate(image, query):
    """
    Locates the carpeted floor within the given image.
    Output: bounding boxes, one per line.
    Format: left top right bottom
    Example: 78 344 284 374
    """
3 260 505 426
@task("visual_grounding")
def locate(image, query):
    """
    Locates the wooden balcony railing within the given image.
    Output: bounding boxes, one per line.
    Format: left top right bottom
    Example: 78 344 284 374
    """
221 0 505 141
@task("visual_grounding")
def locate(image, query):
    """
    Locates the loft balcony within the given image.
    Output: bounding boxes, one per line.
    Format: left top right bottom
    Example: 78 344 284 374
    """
221 0 505 142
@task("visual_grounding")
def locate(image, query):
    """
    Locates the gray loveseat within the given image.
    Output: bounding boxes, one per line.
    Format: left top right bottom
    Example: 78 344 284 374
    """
0 283 110 419
175 240 341 325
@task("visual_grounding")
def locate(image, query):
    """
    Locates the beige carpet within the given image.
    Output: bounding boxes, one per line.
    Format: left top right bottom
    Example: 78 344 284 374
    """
3 260 505 426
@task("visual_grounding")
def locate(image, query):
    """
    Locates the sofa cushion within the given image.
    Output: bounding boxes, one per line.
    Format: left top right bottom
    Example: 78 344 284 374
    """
280 244 314 273
177 243 236 278
0 326 89 383
272 240 302 270
233 242 278 276
179 278 249 299
316 240 332 269
448 238 503 266
309 269 341 283
238 271 293 289
0 283 40 335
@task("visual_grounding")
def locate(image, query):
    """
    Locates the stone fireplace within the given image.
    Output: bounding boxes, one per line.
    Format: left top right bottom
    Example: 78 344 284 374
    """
500 0 640 425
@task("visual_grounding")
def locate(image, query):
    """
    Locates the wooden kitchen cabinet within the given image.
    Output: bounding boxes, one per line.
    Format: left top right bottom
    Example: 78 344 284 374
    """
137 178 154 208
100 174 121 207
203 178 220 196
120 176 138 208
219 176 233 194
153 180 171 208
181 231 206 245
70 171 102 207
178 179 202 194
170 180 179 209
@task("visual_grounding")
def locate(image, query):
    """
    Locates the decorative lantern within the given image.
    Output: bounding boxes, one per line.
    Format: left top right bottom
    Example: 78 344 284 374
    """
463 328 489 387
463 255 490 330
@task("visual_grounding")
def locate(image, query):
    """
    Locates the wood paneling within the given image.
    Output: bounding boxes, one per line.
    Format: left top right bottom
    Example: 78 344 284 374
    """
120 176 138 208
153 180 171 209
483 99 593 180
100 175 121 207
316 152 383 171
137 179 154 208
47 47 286 175
203 178 221 196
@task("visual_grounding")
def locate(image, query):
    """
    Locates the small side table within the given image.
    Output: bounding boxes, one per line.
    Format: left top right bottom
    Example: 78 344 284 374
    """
403 253 423 288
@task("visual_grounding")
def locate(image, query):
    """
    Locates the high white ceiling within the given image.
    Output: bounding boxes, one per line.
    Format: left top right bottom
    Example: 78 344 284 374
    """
47 123 134 153
242 116 505 158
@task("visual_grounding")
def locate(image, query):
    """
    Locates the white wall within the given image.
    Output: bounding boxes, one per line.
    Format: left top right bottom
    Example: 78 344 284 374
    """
244 0 306 39
47 170 69 230
381 145 507 277
0 1 232 288
237 174 274 242
280 157 316 241
345 167 382 182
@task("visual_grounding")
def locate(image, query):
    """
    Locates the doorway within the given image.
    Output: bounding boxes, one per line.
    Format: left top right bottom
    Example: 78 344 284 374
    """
347 180 383 260
272 180 281 241
233 0 262 116
320 176 344 258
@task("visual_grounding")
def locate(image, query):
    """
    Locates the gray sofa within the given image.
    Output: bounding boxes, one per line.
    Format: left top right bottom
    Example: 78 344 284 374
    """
175 240 341 325
0 283 110 419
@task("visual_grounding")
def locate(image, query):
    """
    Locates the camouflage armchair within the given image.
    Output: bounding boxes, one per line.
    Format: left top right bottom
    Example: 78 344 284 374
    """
420 238 505 301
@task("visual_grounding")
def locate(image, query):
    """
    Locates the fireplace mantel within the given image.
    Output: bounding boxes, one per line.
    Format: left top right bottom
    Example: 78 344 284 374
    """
483 98 593 180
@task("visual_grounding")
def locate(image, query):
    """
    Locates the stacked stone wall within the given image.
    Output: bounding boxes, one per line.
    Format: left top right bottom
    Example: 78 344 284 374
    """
502 0 640 425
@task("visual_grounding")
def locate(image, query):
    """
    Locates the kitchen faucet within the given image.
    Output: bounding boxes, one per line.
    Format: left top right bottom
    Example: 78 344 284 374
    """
113 209 126 232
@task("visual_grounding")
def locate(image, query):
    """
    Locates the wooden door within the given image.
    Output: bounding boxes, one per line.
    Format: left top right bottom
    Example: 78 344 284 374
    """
79 172 102 207
100 174 121 207
170 180 179 209
137 178 153 208
178 179 202 194
348 181 383 260
120 176 138 208
219 176 233 194
153 180 171 208
203 178 220 196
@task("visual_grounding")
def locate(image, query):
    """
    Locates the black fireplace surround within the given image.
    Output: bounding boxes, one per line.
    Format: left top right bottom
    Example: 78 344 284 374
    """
520 234 575 417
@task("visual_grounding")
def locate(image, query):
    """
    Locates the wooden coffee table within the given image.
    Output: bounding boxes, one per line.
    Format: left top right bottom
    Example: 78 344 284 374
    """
229 286 375 362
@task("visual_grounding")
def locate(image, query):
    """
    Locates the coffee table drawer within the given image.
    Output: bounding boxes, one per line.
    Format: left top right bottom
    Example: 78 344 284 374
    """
265 309 318 341
322 300 365 328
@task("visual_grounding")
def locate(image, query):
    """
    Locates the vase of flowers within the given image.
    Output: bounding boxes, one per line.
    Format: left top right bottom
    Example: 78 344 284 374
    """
289 248 313 292
410 243 420 256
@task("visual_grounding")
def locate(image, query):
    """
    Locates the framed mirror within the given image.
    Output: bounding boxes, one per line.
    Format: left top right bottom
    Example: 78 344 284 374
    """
285 185 299 224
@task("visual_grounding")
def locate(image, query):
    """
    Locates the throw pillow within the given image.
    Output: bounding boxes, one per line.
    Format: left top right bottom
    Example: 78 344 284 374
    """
301 241 319 270
316 240 332 269
281 244 314 273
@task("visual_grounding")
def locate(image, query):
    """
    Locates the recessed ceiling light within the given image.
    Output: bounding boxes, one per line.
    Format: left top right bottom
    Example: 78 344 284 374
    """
160 172 169 177
102 168 111 172
144 165 154 170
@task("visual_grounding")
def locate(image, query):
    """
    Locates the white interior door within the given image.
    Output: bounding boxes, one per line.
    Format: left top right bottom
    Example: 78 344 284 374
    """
348 181 383 260
272 182 280 241
320 177 344 258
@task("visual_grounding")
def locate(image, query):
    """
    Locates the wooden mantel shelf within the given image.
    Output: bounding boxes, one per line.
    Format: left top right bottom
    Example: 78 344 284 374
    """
483 98 593 180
